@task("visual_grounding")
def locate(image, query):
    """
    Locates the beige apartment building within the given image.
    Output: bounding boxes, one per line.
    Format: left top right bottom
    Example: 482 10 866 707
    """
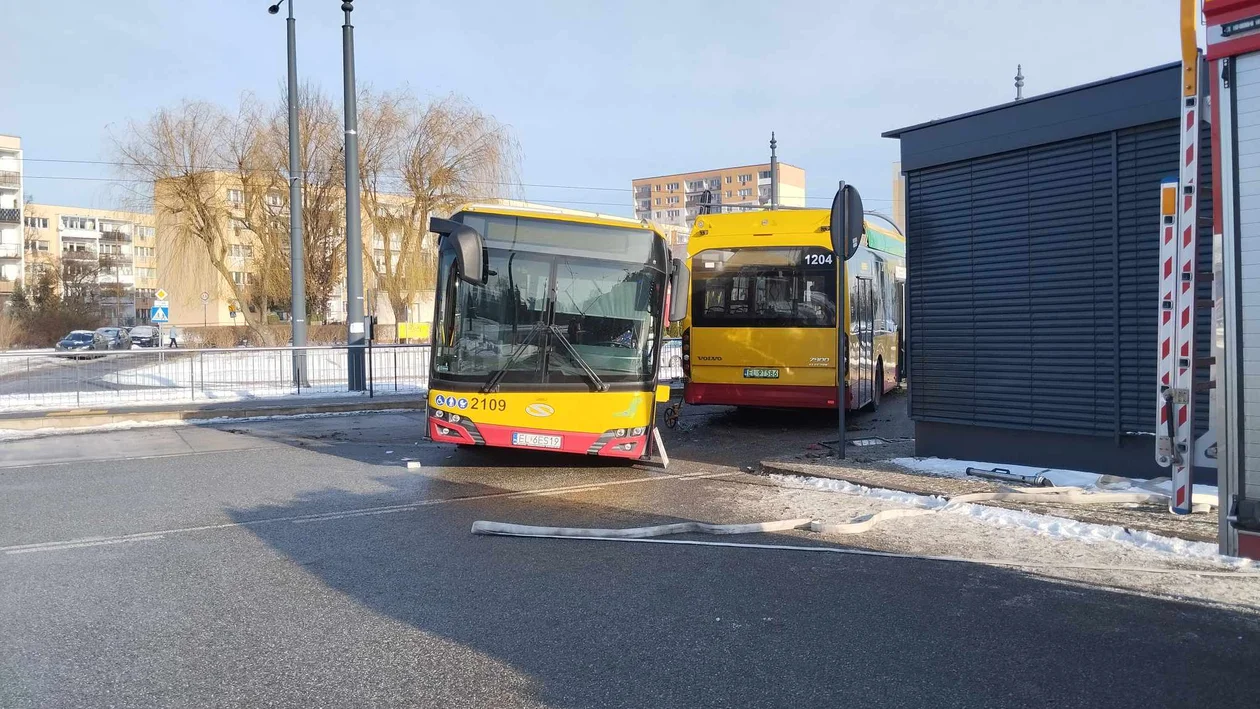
23 203 158 325
154 171 437 330
631 162 807 247
0 135 23 297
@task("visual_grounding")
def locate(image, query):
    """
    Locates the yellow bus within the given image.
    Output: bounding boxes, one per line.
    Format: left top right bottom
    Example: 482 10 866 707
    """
680 208 904 411
426 204 683 459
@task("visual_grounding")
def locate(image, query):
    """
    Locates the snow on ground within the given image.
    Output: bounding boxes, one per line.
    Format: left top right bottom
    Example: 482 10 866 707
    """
0 406 425 442
889 456 1219 501
771 473 1247 566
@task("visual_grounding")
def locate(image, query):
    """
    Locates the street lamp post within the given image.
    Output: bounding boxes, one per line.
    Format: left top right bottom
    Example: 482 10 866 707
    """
268 0 308 386
341 0 366 390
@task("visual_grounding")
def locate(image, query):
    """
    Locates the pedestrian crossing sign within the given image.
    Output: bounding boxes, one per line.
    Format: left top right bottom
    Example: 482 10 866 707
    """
150 305 169 323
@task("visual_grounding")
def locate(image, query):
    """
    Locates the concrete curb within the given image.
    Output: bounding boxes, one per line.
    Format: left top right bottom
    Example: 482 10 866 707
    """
0 396 424 432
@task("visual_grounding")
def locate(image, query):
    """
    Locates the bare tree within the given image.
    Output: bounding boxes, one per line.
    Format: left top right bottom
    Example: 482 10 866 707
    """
271 85 345 323
113 101 269 335
359 91 519 321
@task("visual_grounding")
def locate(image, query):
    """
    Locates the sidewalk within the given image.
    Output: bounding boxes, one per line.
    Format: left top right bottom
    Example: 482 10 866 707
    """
759 458 1220 545
0 393 424 435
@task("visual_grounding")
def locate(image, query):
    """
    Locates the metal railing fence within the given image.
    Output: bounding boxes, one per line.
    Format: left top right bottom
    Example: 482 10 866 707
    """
0 339 684 415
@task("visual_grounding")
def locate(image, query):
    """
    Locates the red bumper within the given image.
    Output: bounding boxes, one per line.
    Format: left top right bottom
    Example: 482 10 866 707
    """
684 382 842 409
428 417 646 458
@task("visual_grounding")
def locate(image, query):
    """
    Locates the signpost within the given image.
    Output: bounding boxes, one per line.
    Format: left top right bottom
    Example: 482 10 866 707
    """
201 291 209 329
828 182 865 461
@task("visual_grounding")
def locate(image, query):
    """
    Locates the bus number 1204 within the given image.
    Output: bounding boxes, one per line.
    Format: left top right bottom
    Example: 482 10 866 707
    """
803 253 834 266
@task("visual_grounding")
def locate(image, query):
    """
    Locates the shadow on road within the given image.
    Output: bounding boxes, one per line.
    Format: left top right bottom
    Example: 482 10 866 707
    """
227 468 1260 708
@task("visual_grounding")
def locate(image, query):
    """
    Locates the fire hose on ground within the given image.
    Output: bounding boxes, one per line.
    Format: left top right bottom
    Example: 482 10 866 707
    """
471 485 1254 577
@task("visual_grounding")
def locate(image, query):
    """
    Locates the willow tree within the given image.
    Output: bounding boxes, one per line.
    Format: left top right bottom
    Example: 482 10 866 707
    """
358 91 519 322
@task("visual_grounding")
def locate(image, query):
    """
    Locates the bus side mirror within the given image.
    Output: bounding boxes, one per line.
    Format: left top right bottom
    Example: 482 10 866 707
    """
829 182 865 261
430 216 486 285
668 258 689 323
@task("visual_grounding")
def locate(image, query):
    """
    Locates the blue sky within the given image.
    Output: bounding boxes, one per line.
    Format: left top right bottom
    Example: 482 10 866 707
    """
3 0 1179 215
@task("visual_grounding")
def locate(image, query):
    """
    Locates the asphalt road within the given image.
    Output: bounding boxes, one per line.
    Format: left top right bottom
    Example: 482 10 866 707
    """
1 407 1257 708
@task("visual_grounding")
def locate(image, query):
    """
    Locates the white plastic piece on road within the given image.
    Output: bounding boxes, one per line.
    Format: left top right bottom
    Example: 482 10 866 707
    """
473 518 813 539
406 461 423 469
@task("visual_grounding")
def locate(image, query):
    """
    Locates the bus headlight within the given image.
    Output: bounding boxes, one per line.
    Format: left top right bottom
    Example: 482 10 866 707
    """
616 429 627 438
450 414 461 423
631 426 646 436
433 409 445 419
440 427 451 435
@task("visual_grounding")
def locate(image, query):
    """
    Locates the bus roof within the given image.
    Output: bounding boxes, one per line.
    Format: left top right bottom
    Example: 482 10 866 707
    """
458 202 662 236
689 208 905 257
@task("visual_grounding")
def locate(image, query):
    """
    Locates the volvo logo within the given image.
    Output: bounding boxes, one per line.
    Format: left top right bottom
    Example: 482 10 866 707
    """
696 355 722 361
525 403 555 417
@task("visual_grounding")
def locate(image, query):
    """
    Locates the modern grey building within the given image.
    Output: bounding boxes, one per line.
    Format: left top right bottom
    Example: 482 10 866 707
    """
884 62 1213 480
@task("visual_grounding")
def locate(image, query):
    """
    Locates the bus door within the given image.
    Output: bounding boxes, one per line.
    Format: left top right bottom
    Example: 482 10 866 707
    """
856 277 875 407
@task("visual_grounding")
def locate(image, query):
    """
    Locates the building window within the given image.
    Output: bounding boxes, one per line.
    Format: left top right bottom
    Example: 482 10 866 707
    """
759 170 771 179
654 211 662 219
655 197 661 205
24 216 48 229
725 190 732 198
724 176 732 184
229 244 254 259
60 216 95 230
686 180 705 191
230 271 254 285
654 184 661 192
666 182 679 191
738 174 752 184
227 189 244 205
136 226 155 238
265 191 283 208
738 188 752 198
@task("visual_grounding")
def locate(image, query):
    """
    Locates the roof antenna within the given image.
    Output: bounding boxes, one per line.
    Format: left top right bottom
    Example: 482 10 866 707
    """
1015 64 1025 101
769 131 778 210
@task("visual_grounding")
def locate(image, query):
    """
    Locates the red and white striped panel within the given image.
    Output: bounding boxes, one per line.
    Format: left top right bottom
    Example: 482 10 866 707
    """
1170 93 1199 515
1156 177 1179 469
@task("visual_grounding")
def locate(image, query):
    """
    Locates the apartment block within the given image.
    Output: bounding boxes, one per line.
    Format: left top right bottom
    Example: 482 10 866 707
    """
154 171 422 329
630 162 807 246
0 135 23 296
23 203 158 325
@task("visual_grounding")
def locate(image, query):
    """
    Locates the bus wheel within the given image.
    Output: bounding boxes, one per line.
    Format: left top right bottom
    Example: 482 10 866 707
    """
870 361 883 412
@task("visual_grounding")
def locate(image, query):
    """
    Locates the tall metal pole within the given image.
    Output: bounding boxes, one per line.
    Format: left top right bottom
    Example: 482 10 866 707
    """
341 0 366 390
769 132 778 210
285 0 308 386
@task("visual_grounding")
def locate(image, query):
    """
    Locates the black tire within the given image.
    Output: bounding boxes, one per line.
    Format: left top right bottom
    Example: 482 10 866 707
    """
870 360 883 412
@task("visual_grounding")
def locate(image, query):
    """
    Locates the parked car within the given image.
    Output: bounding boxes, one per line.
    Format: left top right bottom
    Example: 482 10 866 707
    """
55 330 107 358
95 327 132 350
128 325 159 348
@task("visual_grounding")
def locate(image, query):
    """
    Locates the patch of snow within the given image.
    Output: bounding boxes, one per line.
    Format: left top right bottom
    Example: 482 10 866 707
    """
771 473 1246 566
0 407 424 442
888 456 1219 499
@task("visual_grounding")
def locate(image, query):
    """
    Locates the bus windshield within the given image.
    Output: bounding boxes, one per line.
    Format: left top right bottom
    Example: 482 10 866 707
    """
691 246 837 328
433 220 666 388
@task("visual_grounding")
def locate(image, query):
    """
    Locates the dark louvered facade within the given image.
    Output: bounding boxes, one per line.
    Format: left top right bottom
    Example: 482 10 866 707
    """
884 63 1214 480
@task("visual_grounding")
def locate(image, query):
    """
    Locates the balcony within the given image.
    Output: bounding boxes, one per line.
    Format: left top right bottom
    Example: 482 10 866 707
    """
101 230 132 244
0 245 20 259
0 171 18 189
0 208 18 224
62 249 98 261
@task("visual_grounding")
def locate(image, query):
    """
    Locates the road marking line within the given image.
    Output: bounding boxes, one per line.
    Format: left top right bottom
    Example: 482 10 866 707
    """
2 471 731 555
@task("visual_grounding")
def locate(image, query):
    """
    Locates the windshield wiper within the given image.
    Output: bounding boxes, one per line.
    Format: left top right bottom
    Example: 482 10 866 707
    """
547 325 610 392
481 320 548 394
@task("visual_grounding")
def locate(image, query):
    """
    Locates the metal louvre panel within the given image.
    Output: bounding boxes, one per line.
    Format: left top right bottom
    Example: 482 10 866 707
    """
907 119 1211 438
907 161 975 424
